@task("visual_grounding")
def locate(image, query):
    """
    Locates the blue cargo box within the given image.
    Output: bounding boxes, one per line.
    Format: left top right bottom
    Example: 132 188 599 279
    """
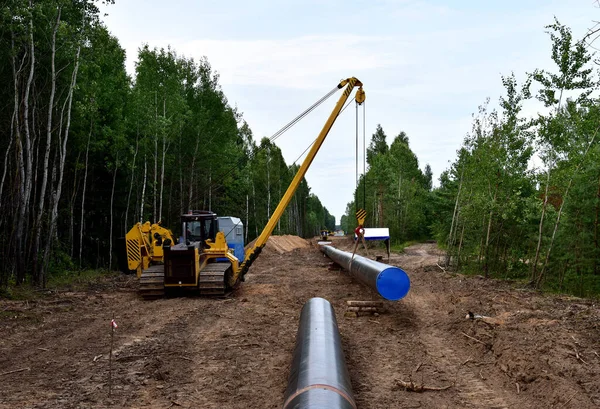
218 216 245 262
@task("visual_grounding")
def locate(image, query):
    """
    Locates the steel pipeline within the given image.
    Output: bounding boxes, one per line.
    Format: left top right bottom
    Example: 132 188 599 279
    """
321 245 410 301
282 297 356 409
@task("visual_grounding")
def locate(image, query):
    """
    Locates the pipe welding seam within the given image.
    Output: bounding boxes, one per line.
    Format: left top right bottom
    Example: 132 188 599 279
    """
283 297 356 409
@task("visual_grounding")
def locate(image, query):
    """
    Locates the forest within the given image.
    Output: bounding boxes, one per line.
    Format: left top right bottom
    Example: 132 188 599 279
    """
342 18 600 297
1 1 599 298
0 1 335 288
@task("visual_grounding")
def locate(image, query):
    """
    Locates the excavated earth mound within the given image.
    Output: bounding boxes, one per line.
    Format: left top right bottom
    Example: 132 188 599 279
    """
245 234 311 255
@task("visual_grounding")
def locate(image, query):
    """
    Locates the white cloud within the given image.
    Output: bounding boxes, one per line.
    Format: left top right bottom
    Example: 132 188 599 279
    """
121 34 407 91
100 0 598 223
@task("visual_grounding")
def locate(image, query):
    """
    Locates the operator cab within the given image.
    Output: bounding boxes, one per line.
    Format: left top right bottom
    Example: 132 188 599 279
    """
181 211 218 246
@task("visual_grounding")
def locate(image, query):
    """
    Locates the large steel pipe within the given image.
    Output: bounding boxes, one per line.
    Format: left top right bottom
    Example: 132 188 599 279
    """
283 297 356 409
321 245 410 301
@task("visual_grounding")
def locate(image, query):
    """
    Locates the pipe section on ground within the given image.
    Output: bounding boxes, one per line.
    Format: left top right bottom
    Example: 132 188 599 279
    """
321 245 410 301
283 297 356 409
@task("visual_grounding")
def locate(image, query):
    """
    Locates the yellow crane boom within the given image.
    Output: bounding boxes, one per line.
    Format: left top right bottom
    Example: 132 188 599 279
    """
236 77 365 282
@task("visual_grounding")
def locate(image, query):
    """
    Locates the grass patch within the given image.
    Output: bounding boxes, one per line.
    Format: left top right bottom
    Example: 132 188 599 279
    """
47 269 121 292
544 272 600 299
0 285 40 301
390 240 421 253
0 269 122 300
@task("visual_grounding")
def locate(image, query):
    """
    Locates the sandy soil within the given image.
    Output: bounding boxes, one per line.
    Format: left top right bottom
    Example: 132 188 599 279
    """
0 236 598 408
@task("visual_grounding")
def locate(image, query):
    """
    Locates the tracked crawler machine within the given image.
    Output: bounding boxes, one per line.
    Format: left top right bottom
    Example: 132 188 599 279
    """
117 221 175 277
122 77 365 298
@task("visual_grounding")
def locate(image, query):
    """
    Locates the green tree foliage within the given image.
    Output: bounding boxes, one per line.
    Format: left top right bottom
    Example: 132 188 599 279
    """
366 124 389 165
432 19 600 296
0 0 333 287
344 126 434 244
0 0 115 285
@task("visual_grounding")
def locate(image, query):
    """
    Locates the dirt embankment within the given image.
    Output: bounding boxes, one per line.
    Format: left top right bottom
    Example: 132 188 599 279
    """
245 234 311 254
0 236 598 408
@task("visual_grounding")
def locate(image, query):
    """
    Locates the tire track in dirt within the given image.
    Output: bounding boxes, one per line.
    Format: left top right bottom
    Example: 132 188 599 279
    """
408 290 512 408
2 238 598 408
0 289 215 408
398 244 512 408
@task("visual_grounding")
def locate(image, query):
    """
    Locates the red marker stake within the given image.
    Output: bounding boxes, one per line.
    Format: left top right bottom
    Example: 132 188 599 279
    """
109 315 117 397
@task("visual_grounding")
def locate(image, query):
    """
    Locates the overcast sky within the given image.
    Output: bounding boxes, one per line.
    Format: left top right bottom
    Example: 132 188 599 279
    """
99 0 596 224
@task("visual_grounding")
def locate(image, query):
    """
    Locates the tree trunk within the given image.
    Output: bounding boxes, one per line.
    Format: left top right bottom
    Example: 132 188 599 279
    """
397 171 402 221
536 178 570 288
287 198 293 235
33 7 61 281
153 91 158 222
1 102 15 205
457 222 466 270
158 98 166 222
277 162 281 234
188 131 200 211
379 185 385 228
252 178 258 237
179 157 183 215
208 169 212 211
558 260 569 292
15 12 37 284
483 186 498 278
594 173 600 275
0 137 12 211
109 153 119 269
68 151 81 257
446 170 464 267
536 126 599 288
140 153 147 223
483 210 493 278
4 34 20 208
401 184 410 236
31 96 40 222
267 147 271 220
159 133 166 221
576 216 583 296
48 132 59 243
371 191 376 227
125 136 138 232
296 195 302 237
42 45 81 285
3 34 26 256
477 213 486 266
246 194 249 243
79 122 92 268
532 166 552 283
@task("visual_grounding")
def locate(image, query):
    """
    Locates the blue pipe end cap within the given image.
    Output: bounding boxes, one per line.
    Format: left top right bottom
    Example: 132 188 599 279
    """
376 267 411 301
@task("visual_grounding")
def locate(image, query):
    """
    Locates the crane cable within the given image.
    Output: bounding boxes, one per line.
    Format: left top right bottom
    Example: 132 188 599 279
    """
221 90 355 239
355 99 367 210
352 99 367 261
363 100 366 210
268 86 339 144
192 85 340 206
292 97 356 166
356 100 359 192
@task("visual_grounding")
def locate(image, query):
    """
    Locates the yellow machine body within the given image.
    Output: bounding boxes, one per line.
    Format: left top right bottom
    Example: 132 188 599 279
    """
133 77 365 298
124 222 175 277
162 231 241 288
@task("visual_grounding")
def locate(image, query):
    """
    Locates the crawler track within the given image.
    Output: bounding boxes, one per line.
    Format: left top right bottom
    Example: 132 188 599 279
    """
199 262 231 295
139 264 165 299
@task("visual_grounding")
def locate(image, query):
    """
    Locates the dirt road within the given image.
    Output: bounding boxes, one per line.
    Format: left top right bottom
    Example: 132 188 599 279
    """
0 238 598 408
